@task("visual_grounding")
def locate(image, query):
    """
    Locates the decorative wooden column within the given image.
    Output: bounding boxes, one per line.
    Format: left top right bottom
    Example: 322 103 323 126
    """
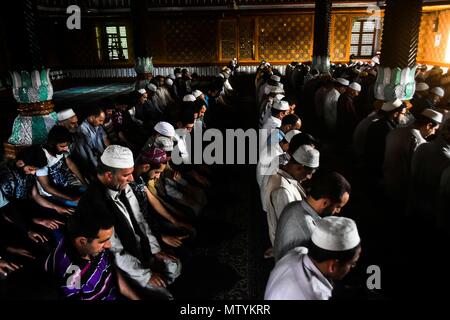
312 0 332 73
4 69 57 159
374 0 423 100
2 1 57 159
1 0 42 70
130 0 154 90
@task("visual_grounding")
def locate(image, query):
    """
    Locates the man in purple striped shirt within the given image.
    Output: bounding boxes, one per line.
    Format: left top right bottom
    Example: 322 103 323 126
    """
45 206 139 300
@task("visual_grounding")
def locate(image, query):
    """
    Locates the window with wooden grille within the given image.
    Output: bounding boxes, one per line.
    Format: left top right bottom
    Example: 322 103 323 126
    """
350 19 377 58
105 25 129 61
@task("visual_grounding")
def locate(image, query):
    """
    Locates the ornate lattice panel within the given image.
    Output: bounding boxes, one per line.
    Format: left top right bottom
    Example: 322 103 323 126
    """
239 18 255 60
220 20 237 60
417 10 450 63
331 14 351 61
164 18 217 63
259 14 313 62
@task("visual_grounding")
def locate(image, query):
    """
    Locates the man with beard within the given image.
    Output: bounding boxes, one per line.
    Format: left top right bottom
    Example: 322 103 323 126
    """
273 172 351 262
410 82 429 117
418 86 445 114
36 126 87 206
78 145 181 299
56 108 79 150
74 107 110 178
262 145 320 258
133 148 193 245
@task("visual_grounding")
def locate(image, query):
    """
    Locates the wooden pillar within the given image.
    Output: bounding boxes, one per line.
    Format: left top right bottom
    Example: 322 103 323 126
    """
312 0 332 73
130 0 153 89
1 1 57 159
1 0 43 70
375 0 423 100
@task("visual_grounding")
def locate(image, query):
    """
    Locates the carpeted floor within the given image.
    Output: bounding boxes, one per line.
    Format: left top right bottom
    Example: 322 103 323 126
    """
53 82 135 112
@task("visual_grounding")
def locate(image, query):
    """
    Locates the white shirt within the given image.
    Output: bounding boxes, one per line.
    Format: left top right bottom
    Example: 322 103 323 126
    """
256 143 283 188
36 148 65 197
260 153 291 192
174 130 190 162
265 248 333 300
263 169 306 244
259 98 274 128
107 185 162 287
36 148 64 177
262 116 282 130
323 88 341 130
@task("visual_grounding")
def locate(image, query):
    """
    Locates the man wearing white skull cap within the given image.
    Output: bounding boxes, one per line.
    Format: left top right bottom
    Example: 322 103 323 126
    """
365 100 407 178
409 118 450 222
383 108 443 204
182 94 196 102
322 78 349 132
77 145 181 299
273 172 351 262
56 108 80 156
142 121 175 152
265 215 361 300
336 82 361 143
261 101 290 130
57 108 78 133
413 86 446 117
263 145 320 248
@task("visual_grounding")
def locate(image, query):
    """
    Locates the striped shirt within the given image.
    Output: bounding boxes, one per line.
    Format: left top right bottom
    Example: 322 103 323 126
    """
45 239 118 300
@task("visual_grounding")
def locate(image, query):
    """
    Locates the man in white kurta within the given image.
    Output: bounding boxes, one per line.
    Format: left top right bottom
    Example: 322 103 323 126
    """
265 216 361 300
263 145 320 245
256 132 286 188
323 78 349 132
259 129 301 192
261 100 290 131
264 247 333 300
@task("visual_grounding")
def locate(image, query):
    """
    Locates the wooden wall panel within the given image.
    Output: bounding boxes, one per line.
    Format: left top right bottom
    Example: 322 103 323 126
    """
417 10 450 65
330 14 352 61
24 8 450 70
162 18 217 64
219 20 237 61
258 14 313 62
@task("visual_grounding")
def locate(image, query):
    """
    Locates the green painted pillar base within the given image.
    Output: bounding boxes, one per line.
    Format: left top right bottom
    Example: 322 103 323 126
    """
374 66 417 100
8 112 57 145
312 56 331 74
